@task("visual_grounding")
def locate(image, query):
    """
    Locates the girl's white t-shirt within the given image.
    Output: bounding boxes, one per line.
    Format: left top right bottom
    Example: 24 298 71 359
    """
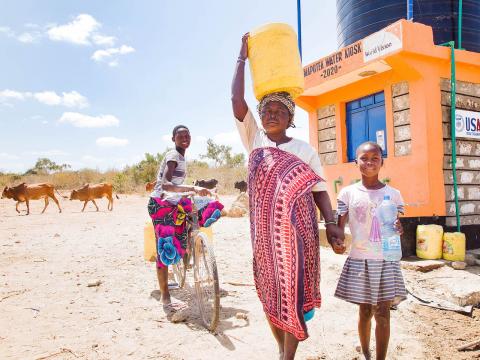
337 183 405 260
235 109 327 192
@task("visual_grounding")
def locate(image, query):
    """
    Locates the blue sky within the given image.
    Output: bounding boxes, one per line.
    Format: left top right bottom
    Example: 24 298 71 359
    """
0 0 337 173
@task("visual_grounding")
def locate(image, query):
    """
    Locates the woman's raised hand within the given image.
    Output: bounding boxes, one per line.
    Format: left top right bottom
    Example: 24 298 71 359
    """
239 33 249 60
232 32 249 121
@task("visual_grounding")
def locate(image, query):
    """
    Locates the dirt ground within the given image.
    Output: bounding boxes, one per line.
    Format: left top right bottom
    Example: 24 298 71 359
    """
1 194 479 360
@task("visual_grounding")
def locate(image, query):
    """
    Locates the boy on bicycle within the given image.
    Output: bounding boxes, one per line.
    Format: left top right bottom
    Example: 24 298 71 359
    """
147 125 223 307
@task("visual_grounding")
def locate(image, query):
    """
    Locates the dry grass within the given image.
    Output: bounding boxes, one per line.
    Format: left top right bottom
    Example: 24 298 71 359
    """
0 165 246 195
187 165 247 195
0 170 128 190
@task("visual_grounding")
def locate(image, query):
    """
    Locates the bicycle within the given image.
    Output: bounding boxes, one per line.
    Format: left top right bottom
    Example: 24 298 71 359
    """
170 192 220 331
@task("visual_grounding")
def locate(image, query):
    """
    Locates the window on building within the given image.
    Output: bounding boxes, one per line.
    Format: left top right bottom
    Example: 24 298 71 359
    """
346 91 387 162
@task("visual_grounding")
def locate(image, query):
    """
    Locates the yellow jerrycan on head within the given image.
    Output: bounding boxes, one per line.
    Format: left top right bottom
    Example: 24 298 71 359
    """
442 232 466 261
416 224 444 260
248 23 304 100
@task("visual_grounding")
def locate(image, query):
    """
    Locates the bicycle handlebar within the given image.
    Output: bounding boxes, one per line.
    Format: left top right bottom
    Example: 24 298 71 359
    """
178 191 219 200
179 191 197 197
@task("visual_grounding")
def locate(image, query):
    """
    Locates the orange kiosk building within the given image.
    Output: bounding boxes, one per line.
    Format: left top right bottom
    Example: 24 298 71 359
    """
296 20 480 253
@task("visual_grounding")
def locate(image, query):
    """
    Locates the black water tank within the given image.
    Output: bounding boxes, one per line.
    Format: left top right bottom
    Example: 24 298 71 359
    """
336 0 480 53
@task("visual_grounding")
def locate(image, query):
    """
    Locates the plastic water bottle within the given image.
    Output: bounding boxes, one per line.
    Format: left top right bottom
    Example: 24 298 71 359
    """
378 195 402 261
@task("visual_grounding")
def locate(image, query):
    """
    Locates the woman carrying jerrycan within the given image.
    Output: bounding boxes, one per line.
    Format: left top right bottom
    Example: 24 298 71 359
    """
231 29 346 360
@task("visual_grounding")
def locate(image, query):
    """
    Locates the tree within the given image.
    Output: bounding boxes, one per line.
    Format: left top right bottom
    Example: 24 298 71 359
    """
24 158 71 175
131 150 169 183
200 139 245 167
226 152 246 168
188 159 209 168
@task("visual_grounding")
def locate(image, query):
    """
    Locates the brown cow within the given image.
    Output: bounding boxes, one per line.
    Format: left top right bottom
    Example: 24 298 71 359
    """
70 183 117 212
145 180 156 192
1 183 63 215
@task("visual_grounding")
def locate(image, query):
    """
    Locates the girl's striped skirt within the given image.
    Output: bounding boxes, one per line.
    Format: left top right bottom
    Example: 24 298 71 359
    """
334 257 407 305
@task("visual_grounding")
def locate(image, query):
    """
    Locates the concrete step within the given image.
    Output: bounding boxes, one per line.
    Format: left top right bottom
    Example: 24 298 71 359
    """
401 257 448 272
467 248 480 258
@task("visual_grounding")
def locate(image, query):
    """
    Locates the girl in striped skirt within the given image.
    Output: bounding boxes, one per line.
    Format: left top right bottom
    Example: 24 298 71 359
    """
334 141 407 360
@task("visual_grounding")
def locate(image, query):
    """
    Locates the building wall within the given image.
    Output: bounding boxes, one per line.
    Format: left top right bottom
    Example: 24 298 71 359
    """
305 70 445 218
299 20 480 248
391 81 412 156
304 58 480 221
317 104 338 165
440 78 480 226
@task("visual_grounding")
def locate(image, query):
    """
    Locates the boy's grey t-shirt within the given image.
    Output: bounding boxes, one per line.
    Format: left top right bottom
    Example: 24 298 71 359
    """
150 149 187 202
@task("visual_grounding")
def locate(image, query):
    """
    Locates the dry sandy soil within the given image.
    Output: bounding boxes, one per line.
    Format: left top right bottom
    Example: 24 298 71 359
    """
1 194 479 360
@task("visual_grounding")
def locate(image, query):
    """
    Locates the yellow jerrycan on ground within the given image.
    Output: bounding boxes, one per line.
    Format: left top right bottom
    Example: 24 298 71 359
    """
199 226 213 242
144 221 214 262
442 232 466 261
144 221 156 262
416 224 444 260
248 23 304 100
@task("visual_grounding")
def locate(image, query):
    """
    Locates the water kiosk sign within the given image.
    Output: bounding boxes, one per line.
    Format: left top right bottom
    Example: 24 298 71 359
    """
455 109 480 139
362 23 403 63
303 22 403 89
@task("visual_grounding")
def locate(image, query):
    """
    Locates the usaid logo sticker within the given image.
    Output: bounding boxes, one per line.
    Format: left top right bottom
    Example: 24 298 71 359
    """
455 109 480 139
455 113 465 132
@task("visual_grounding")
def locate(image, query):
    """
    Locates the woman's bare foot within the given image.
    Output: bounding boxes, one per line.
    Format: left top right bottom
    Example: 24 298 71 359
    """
356 344 371 360
161 293 171 305
162 299 188 316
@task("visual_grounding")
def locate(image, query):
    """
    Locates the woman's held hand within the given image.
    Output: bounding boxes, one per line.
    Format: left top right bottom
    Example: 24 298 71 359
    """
326 224 346 254
330 237 346 254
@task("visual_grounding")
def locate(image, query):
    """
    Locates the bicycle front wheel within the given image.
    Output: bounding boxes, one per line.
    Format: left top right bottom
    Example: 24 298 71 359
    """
193 232 220 331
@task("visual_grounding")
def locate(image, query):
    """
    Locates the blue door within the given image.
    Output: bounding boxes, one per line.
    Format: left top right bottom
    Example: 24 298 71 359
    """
346 92 386 161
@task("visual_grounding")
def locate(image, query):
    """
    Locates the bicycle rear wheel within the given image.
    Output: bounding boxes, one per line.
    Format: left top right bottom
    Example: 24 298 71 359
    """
193 232 220 331
172 254 187 289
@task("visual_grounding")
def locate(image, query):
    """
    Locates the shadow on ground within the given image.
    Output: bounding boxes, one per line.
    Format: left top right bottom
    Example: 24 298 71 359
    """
150 286 250 351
